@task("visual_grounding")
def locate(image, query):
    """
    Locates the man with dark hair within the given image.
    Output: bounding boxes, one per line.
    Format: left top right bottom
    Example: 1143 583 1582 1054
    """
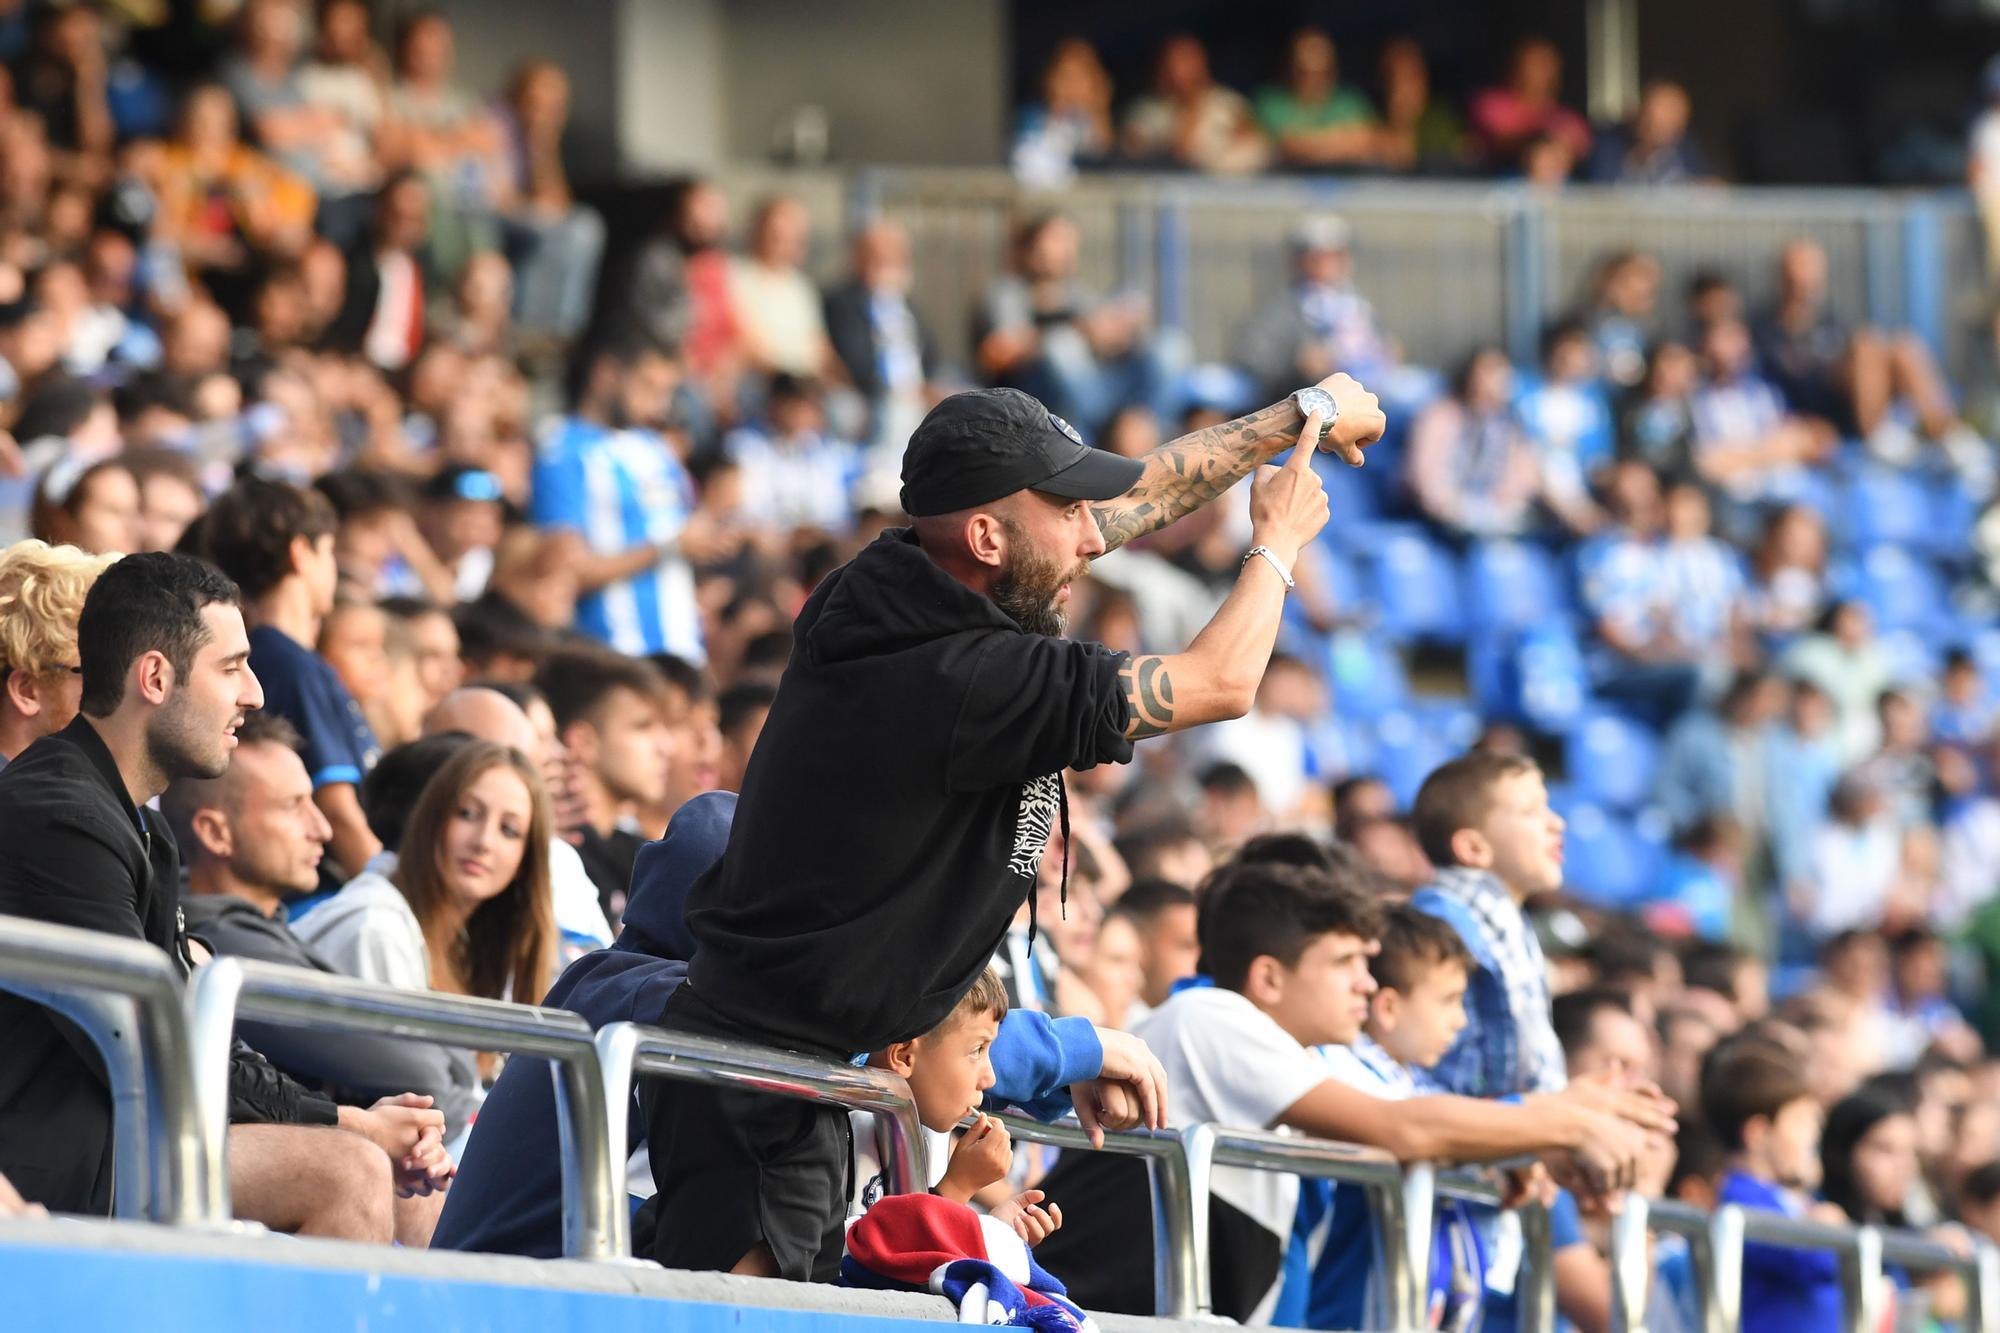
1197 758 1266 848
1108 877 1201 1016
452 591 546 682
0 552 447 1228
380 595 462 710
1039 860 1652 1322
531 337 707 660
651 373 1386 1284
169 712 473 1173
1553 986 1655 1081
533 647 675 912
715 679 777 794
200 476 381 879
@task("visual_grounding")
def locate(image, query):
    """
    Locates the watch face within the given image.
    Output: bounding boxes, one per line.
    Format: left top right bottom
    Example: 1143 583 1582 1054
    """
1297 387 1337 418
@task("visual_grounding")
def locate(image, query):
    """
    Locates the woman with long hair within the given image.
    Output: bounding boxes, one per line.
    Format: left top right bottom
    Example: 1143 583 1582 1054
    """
391 740 555 1005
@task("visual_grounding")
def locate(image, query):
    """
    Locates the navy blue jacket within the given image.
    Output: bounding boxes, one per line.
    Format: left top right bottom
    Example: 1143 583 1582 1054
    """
433 791 1103 1258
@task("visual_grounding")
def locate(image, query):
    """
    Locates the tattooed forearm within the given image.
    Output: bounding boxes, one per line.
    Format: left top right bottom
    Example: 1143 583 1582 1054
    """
1090 399 1303 552
1120 655 1177 740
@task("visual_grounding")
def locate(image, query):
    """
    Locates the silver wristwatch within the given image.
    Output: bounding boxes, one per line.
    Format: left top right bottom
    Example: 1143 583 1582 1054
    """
1292 386 1338 449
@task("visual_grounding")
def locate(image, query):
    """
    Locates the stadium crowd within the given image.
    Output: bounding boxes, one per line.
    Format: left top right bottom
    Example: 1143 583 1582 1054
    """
0 3 1994 1332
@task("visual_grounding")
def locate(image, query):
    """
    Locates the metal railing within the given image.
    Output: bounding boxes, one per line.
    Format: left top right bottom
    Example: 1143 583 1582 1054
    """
4 914 2000 1333
593 1020 927 1203
187 955 627 1260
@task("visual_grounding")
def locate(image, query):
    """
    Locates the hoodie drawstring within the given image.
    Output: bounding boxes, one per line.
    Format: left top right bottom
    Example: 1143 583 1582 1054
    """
1024 775 1071 958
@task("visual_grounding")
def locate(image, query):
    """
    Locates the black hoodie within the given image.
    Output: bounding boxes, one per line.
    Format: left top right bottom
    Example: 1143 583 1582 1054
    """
681 528 1133 1055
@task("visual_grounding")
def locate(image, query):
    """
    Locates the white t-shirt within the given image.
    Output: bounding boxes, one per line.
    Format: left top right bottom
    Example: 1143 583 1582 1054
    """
1136 987 1330 1321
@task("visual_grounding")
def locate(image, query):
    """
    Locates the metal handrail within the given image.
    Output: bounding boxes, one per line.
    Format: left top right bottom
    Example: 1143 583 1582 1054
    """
0 915 211 1228
593 1021 929 1205
988 1112 1205 1319
186 956 625 1260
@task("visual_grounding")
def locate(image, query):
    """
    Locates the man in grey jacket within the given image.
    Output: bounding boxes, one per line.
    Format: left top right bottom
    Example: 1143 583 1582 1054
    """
167 711 479 1143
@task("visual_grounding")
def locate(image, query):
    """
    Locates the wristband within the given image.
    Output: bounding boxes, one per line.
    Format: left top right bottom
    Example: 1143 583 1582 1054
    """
1243 545 1295 590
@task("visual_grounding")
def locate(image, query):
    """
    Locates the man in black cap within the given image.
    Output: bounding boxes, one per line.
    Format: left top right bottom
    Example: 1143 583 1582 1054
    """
643 372 1385 1282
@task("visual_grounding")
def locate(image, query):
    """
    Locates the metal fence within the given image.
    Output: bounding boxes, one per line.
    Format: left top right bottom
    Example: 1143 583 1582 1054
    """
2 912 1997 1333
710 163 1987 393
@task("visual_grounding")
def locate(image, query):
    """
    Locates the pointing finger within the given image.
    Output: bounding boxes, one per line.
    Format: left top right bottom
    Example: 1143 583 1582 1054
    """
1291 411 1324 469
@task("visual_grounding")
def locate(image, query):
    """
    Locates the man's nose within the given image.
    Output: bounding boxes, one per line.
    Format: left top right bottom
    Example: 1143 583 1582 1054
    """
1080 515 1106 559
241 664 265 712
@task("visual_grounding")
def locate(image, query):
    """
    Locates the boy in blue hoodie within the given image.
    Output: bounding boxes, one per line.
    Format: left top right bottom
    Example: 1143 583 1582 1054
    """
434 792 1128 1259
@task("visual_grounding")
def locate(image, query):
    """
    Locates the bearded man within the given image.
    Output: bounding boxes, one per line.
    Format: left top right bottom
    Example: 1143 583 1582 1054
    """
645 375 1385 1282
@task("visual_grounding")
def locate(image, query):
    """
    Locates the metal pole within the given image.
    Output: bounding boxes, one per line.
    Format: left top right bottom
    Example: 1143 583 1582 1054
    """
1706 1205 1746 1333
1970 1240 2000 1333
550 1026 623 1261
1156 1122 1209 1318
1842 1226 1886 1333
1371 1161 1436 1331
1519 1199 1558 1333
1610 1195 1652 1333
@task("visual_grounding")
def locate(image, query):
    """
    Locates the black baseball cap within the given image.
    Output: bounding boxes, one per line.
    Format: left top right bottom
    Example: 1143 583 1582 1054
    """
899 388 1144 517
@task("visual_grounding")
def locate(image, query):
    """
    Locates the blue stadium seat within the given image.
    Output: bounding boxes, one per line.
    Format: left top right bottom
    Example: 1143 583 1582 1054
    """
1925 477 1980 563
1564 711 1661 811
1469 625 1592 733
1408 696 1483 753
1368 527 1464 643
1313 452 1381 532
1876 628 1941 687
1325 631 1409 720
1843 544 1945 635
1559 803 1655 909
1463 540 1571 636
1843 467 1931 550
1369 709 1456 810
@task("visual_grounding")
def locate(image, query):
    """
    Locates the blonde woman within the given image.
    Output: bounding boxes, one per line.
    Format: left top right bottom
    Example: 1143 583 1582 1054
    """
0 539 115 764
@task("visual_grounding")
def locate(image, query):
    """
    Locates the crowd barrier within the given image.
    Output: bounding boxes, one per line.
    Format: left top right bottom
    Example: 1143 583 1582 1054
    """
706 163 1985 393
1 913 1995 1333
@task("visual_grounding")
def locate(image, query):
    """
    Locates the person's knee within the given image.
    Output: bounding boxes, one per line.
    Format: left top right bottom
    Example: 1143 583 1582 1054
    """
317 1131 396 1244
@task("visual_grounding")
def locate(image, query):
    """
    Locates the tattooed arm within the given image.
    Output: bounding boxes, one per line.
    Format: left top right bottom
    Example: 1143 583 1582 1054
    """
1120 409 1336 740
1090 372 1385 554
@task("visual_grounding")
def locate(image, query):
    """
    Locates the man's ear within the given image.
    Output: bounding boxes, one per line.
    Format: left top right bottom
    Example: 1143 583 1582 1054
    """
287 532 320 578
5 668 41 718
879 1039 919 1079
1371 985 1401 1033
133 649 174 707
965 511 1008 571
1243 954 1287 1010
562 718 600 766
1448 827 1492 870
1740 1114 1768 1158
189 807 233 861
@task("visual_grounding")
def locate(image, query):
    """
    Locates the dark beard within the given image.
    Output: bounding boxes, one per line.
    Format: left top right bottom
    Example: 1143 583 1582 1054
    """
147 691 231 782
991 538 1083 639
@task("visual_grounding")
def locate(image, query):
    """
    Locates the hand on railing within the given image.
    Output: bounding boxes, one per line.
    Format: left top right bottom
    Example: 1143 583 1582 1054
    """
1070 1027 1169 1149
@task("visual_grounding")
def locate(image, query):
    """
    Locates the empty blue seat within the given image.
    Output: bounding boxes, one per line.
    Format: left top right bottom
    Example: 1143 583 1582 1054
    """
1408 696 1483 752
1876 628 1941 687
1843 544 1945 635
1565 711 1661 811
1325 631 1409 719
1843 467 1931 549
1369 710 1456 810
1560 803 1656 908
1369 528 1465 643
1463 539 1572 636
1313 452 1381 532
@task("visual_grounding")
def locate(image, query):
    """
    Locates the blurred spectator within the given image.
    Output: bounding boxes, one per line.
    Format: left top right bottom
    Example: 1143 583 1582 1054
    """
1755 239 1988 488
1970 54 2000 276
416 464 506 603
330 171 434 372
1934 649 1994 746
534 647 673 917
620 178 739 396
1373 38 1464 173
1113 815 1213 889
975 212 1183 432
1585 250 1663 390
1691 316 1833 526
1657 480 1747 668
1797 772 1916 942
530 340 705 660
200 476 382 878
1689 270 1745 334
120 447 203 553
1255 29 1377 170
823 218 936 453
1784 600 1893 763
1576 460 1702 725
1121 34 1269 175
1406 348 1541 538
1333 774 1398 838
1656 669 1786 837
1856 689 1935 828
1819 1085 1921 1232
1468 37 1590 172
1194 652 1322 818
0 537 109 766
1650 814 1744 942
1586 80 1712 185
1515 319 1612 534
1521 129 1579 189
1346 813 1435 891
29 454 137 555
728 195 836 383
155 83 316 300
726 375 859 535
18 4 113 186
1883 929 1980 1067
494 61 604 343
1764 678 1845 892
381 596 462 712
1618 342 1700 484
716 679 776 795
1235 213 1392 399
1012 38 1115 188
1080 907 1146 1030
318 592 398 742
1744 504 1829 645
384 11 505 274
1196 759 1267 850
1114 878 1202 1020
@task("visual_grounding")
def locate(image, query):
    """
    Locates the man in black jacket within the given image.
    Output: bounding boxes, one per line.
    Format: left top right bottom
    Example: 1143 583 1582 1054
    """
647 373 1385 1282
823 219 935 448
0 552 449 1236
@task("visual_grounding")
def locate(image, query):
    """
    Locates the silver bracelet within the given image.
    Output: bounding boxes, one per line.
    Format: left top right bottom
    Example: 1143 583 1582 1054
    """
1243 545 1295 590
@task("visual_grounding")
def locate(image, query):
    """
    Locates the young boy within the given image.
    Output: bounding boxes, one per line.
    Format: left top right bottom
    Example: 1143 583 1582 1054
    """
1705 1040 1842 1333
1035 858 1652 1324
1290 903 1486 1331
867 966 1062 1247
